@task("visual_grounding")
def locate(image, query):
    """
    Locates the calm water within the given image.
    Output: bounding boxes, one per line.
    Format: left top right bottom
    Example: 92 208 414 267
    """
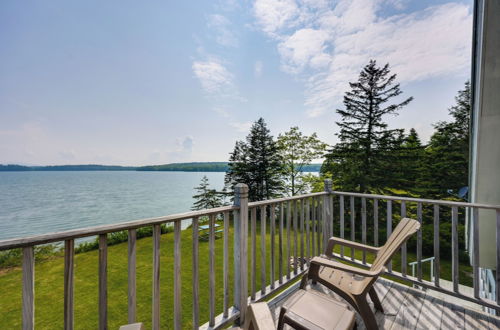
0 171 225 241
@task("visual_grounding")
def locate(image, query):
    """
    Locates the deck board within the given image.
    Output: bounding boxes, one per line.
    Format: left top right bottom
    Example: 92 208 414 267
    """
267 277 500 330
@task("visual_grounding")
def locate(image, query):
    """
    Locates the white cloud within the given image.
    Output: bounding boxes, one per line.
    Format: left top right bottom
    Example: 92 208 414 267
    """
253 0 473 117
254 61 263 77
229 121 253 132
207 14 238 47
192 59 234 95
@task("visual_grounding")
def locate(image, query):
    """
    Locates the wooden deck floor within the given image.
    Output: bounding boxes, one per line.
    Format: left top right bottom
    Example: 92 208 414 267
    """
267 278 500 329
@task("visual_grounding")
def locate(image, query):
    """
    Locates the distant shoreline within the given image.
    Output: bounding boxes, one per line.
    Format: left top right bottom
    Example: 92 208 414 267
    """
0 162 321 172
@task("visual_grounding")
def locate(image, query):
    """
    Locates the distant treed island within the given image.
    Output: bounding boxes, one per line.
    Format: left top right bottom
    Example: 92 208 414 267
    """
0 162 322 172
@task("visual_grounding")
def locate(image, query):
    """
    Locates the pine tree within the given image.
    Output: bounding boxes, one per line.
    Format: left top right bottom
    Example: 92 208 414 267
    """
419 81 470 198
225 118 284 201
192 176 223 210
322 60 413 193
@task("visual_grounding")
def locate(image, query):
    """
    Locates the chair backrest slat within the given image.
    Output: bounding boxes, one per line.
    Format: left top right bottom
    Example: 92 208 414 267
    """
371 218 420 271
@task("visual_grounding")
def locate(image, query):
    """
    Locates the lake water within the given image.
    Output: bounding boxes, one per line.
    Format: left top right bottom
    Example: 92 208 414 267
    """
0 171 226 241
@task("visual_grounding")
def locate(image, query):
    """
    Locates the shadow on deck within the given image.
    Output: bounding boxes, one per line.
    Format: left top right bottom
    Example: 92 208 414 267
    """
267 278 500 329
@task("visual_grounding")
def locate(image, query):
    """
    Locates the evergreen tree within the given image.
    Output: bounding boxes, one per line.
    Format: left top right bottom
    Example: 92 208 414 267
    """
322 60 413 193
419 81 470 198
225 118 284 201
277 127 328 196
192 176 223 210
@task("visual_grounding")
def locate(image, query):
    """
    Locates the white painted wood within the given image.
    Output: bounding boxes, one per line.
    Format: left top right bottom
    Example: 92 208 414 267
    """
22 246 34 330
64 240 74 330
451 206 459 292
340 195 345 257
434 205 440 287
99 234 107 330
387 200 392 272
223 212 230 316
350 196 355 261
361 197 367 264
127 229 136 324
472 208 479 298
401 201 407 277
152 225 160 330
279 202 283 284
417 202 423 282
192 217 199 328
270 205 275 289
209 215 216 327
374 198 379 246
174 221 181 330
233 183 249 325
251 207 256 300
260 205 266 294
286 200 291 278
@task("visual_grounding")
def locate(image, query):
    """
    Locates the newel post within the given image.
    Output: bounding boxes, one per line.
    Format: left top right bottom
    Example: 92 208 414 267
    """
233 183 249 325
323 179 333 250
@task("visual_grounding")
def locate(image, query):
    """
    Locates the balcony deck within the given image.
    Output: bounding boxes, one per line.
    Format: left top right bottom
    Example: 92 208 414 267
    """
268 277 500 329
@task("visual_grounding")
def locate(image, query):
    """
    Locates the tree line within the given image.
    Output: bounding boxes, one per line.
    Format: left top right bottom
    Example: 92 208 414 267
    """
193 59 469 208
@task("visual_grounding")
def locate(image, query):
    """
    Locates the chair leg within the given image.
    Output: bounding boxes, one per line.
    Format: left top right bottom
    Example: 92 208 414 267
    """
368 287 384 313
355 296 378 330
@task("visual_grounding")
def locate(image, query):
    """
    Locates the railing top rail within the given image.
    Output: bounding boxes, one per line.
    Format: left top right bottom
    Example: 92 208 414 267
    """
248 192 328 207
0 205 238 251
330 190 500 210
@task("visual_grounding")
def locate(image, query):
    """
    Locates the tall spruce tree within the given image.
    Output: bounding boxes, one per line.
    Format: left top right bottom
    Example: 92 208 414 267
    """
322 60 413 193
225 118 283 201
419 81 470 198
192 176 223 210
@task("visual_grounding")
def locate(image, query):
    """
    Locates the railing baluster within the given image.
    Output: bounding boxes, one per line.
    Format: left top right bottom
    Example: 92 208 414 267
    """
279 203 283 284
64 239 74 330
192 217 199 328
305 198 310 265
174 221 181 330
451 206 459 292
293 200 298 274
260 205 266 294
350 196 355 261
340 195 345 257
329 194 334 241
287 201 291 278
209 215 216 326
361 197 367 264
433 205 440 287
251 207 256 299
374 199 379 246
312 198 316 256
387 200 392 272
22 246 34 330
472 208 479 298
223 212 230 316
317 197 321 255
152 225 160 330
417 203 422 282
401 201 407 276
99 234 107 330
270 205 275 289
127 229 136 324
496 209 500 305
300 199 305 271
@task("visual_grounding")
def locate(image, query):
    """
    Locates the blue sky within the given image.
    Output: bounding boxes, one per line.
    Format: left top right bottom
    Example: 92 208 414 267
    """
0 0 473 166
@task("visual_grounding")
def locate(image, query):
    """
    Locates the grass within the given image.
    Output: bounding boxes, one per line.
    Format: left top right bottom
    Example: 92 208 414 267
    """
0 218 473 329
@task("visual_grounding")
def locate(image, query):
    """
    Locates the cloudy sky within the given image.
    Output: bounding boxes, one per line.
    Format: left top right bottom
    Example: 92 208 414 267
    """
0 0 473 166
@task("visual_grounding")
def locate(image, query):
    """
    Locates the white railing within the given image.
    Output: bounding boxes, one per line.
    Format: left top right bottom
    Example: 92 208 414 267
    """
1 180 500 329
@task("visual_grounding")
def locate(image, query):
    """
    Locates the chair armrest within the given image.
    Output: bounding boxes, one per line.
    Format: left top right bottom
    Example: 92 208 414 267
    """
325 236 380 257
244 302 275 330
310 256 385 277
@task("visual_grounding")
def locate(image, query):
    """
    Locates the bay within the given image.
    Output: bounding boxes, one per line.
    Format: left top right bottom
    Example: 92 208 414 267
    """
0 171 226 241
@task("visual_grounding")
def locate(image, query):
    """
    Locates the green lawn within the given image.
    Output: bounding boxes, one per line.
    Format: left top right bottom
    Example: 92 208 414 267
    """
0 219 472 329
